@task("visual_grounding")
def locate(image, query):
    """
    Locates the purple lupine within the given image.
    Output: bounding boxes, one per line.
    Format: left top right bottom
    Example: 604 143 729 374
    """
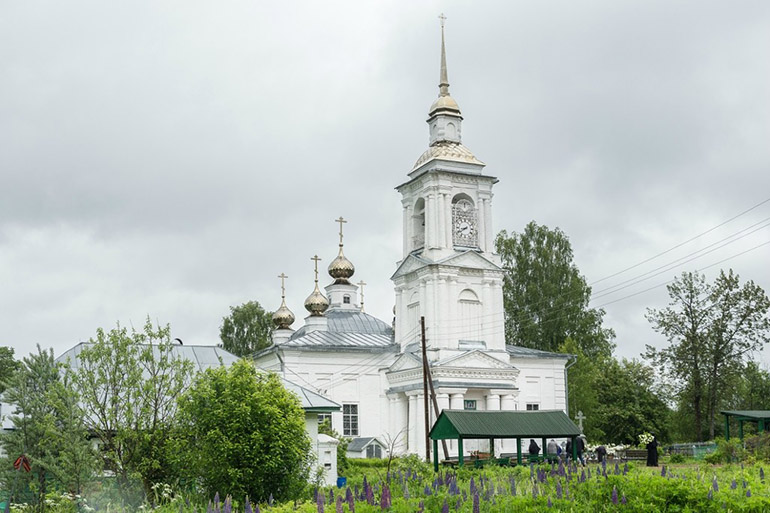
707 489 713 501
473 492 480 513
366 484 375 505
743 480 748 489
254 504 260 513
547 497 552 508
731 479 737 490
206 502 213 513
614 462 620 475
329 489 334 505
381 484 391 510
623 463 629 475
621 494 627 505
223 495 232 513
244 497 253 513
441 499 449 513
564 484 570 500
761 467 766 482
418 500 424 512
611 486 618 505
747 489 752 497
579 470 586 483
347 488 355 513
470 477 476 495
316 489 324 513
555 480 563 500
712 477 719 492
336 496 343 513
268 494 274 506
661 466 667 477
424 485 432 496
510 475 517 496
532 484 538 499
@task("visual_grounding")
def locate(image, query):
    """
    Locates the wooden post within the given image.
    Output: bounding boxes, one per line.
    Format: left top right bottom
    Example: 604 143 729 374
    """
542 437 547 461
739 420 744 440
724 415 730 440
433 439 439 472
489 438 495 459
516 438 522 465
458 438 464 467
420 316 430 462
572 436 577 462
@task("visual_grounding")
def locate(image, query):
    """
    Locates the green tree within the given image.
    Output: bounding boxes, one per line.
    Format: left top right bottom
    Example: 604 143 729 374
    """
559 338 601 440
0 346 21 394
592 358 671 445
0 346 61 511
71 319 194 501
219 300 274 356
495 222 615 358
731 361 770 410
646 270 770 441
174 359 311 502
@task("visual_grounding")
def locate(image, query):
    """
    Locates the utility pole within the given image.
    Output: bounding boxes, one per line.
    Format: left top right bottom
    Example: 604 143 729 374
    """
420 316 430 462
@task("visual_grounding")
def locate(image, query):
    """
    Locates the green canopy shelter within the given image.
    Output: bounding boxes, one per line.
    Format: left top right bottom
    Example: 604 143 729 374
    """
428 409 581 471
721 410 770 440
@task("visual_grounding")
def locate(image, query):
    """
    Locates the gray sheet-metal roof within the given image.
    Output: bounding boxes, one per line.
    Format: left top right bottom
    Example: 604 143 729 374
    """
347 436 384 452
505 345 571 360
281 331 397 351
290 310 393 340
430 410 580 440
54 342 337 412
57 342 240 372
282 378 340 412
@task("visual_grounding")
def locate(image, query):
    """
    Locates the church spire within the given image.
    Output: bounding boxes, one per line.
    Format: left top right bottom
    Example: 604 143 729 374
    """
438 13 450 98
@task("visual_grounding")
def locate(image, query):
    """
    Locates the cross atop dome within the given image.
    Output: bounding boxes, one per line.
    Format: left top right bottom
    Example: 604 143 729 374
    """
328 217 355 285
428 14 463 146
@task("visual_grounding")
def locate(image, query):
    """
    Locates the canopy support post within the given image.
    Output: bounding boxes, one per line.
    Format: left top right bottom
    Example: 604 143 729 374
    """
458 438 464 467
516 438 522 465
725 415 730 440
433 439 439 472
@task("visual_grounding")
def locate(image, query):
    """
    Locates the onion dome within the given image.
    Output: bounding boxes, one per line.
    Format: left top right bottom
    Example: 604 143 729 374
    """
304 255 329 316
328 216 355 284
272 273 296 329
328 246 355 284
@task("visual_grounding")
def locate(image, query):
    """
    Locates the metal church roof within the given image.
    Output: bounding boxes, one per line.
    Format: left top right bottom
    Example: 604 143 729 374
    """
290 310 393 340
505 345 571 359
430 410 581 440
280 331 396 351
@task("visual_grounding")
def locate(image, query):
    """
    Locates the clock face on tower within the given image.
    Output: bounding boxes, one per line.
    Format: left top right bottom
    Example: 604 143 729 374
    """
452 199 478 247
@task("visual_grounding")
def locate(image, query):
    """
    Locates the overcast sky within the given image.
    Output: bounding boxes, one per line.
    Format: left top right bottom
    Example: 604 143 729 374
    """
2 1 769 366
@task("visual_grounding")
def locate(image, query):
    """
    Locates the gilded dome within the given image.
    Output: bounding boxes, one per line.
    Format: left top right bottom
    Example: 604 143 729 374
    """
272 299 295 329
328 246 355 284
304 284 329 316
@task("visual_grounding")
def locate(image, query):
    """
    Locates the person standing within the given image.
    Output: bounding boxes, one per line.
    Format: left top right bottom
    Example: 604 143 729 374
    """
596 445 607 463
547 439 559 463
576 434 586 466
646 435 659 466
529 439 540 456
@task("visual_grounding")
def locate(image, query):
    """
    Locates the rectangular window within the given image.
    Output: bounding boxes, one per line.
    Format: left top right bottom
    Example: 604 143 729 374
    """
366 444 382 458
343 404 359 436
318 413 331 428
526 403 539 411
464 400 477 410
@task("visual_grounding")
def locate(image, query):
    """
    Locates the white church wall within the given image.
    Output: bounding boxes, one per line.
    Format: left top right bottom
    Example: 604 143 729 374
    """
509 358 569 413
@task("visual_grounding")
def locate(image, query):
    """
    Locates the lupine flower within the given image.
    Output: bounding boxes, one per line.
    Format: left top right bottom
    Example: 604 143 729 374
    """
661 466 667 477
223 496 232 513
742 480 747 489
316 490 324 513
418 500 424 512
347 489 355 513
473 492 480 513
206 501 213 513
761 467 766 482
329 489 334 505
547 497 552 508
731 479 737 490
244 497 253 513
441 499 449 513
336 496 343 513
532 484 538 498
747 489 752 497
424 486 432 496
268 494 274 506
623 463 629 475
381 484 391 510
712 477 719 492
366 485 375 505
510 476 517 496
470 477 476 495
611 486 618 505
707 489 713 500
556 480 563 500
621 494 627 505
614 462 620 475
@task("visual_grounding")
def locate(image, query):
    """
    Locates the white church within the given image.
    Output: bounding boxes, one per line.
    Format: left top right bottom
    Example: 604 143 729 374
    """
253 23 571 459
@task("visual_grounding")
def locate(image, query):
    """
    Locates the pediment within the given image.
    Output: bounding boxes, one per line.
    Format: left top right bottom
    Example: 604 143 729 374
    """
435 350 515 371
438 250 502 272
391 254 431 280
387 352 423 372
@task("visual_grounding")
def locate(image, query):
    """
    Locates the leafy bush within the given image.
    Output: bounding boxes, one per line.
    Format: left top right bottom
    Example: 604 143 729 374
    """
705 437 745 464
669 453 686 463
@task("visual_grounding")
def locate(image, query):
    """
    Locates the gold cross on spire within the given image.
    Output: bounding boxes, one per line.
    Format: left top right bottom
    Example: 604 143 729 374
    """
357 280 367 312
438 13 446 28
335 216 347 246
311 255 321 283
278 273 288 299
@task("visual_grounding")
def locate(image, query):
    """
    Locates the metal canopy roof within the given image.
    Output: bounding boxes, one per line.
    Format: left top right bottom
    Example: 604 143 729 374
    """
721 410 770 420
430 410 581 440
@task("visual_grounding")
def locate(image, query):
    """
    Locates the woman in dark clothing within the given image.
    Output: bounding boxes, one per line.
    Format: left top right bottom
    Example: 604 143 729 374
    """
528 439 540 455
646 436 659 466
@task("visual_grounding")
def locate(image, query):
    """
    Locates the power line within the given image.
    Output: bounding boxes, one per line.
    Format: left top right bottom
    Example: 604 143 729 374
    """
590 196 770 286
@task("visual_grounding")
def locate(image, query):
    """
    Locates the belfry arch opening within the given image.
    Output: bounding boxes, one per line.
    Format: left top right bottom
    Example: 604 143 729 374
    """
412 197 426 251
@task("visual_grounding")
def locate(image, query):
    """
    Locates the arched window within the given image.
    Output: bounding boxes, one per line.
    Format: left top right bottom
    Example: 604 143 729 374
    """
445 122 457 139
452 195 478 248
458 288 482 343
412 197 426 251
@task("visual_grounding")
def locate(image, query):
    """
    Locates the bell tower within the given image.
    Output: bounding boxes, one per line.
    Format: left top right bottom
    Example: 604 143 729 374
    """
391 17 506 361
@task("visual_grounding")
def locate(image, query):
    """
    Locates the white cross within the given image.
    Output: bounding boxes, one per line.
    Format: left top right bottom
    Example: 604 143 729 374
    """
575 410 586 432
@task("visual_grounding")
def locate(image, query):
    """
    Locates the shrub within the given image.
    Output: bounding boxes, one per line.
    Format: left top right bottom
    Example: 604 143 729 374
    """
705 437 745 464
